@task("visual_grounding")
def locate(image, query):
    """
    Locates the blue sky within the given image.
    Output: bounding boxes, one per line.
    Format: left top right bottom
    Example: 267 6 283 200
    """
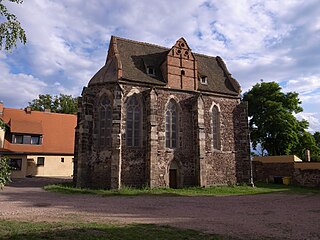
1 0 319 132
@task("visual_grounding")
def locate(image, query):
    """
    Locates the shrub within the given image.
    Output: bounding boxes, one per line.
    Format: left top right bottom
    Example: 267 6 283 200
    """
0 156 11 189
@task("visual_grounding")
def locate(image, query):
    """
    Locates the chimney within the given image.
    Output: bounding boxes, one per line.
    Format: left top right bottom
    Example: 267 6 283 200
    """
305 149 311 162
25 107 32 114
0 101 3 116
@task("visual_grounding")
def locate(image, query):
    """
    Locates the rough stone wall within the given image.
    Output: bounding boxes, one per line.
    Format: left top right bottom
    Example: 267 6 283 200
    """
233 101 251 183
120 85 150 188
152 89 197 188
201 95 249 185
75 82 250 189
293 169 320 187
253 162 295 182
75 83 121 189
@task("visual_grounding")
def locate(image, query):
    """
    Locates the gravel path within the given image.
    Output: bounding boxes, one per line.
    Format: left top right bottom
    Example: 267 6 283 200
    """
1 178 320 239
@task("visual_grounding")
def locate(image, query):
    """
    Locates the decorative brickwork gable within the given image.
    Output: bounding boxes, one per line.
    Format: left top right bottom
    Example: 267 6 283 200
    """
74 36 251 189
162 38 198 91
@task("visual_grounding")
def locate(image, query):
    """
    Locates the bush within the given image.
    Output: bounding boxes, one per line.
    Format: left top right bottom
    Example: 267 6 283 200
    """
0 156 11 189
311 155 320 162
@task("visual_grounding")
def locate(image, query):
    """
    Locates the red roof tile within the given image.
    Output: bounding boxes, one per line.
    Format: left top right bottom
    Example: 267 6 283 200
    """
1 108 76 155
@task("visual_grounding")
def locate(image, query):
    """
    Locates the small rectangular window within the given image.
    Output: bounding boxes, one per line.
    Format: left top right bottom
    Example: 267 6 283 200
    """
37 157 45 166
61 157 64 163
23 135 31 144
200 76 208 85
147 67 155 75
31 136 40 145
13 134 42 145
13 135 23 144
8 159 22 171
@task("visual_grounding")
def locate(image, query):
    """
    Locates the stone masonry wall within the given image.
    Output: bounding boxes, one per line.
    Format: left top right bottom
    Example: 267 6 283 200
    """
201 95 249 185
148 89 197 188
233 101 251 183
75 82 250 189
75 83 120 189
293 169 320 187
253 162 295 183
120 85 150 188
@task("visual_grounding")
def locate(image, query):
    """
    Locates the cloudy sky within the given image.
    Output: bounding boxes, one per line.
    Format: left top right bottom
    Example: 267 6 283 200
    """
1 0 319 132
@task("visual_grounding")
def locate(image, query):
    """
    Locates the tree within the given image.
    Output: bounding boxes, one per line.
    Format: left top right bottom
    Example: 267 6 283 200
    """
0 0 26 51
0 156 11 189
293 131 320 161
314 132 320 148
28 94 78 114
243 82 308 156
311 132 320 161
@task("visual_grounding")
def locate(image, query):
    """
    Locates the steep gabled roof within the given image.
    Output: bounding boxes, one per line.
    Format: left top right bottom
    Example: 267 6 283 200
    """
0 108 76 155
89 36 241 96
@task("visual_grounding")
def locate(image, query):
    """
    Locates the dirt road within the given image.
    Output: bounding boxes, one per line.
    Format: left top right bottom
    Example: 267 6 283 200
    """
1 178 319 239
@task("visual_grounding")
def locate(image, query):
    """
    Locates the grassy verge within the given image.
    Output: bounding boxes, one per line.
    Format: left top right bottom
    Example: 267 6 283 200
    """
44 182 320 196
0 220 225 240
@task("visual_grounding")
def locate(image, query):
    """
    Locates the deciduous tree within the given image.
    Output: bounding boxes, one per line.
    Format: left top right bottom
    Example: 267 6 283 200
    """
28 94 78 114
0 0 26 51
243 82 308 156
314 132 320 148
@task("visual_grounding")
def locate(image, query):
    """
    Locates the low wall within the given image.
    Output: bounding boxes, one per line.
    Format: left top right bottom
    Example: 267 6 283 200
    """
253 161 294 183
253 156 320 187
293 169 320 187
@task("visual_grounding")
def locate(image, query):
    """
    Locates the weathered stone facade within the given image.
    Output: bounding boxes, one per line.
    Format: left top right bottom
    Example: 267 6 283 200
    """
74 36 251 189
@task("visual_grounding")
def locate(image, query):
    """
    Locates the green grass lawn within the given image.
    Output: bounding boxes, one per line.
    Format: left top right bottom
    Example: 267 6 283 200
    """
0 220 225 240
44 182 320 197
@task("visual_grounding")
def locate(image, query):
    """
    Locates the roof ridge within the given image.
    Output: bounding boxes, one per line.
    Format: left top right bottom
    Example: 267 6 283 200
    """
112 36 218 59
194 52 216 59
113 35 170 50
3 107 76 117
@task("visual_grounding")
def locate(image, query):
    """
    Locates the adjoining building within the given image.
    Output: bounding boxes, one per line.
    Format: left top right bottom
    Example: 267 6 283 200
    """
0 102 76 178
253 155 320 187
74 36 251 189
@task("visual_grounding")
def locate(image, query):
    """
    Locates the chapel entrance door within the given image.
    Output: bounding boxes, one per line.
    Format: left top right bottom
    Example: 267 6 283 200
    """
169 169 177 188
169 161 178 188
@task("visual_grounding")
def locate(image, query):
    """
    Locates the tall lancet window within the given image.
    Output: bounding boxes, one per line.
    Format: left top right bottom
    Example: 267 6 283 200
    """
212 105 221 150
166 100 178 148
126 95 141 147
99 95 112 148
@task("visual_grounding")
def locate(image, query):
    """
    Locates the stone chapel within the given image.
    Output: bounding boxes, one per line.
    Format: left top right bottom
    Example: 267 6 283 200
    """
74 36 251 189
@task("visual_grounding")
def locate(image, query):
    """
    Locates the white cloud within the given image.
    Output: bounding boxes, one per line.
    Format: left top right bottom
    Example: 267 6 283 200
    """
296 112 320 133
283 76 320 95
0 55 47 108
2 0 320 130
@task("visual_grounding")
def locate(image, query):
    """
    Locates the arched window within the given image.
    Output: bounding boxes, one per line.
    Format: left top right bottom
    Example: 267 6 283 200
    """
126 95 141 147
212 105 221 150
166 100 178 148
99 95 112 148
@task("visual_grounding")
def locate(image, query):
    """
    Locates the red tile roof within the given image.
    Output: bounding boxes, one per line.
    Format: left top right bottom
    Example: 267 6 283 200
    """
1 108 76 155
10 119 43 134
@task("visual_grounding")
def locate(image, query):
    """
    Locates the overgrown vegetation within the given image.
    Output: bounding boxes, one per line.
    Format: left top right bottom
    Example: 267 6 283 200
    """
44 182 320 196
0 220 222 240
0 156 11 189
